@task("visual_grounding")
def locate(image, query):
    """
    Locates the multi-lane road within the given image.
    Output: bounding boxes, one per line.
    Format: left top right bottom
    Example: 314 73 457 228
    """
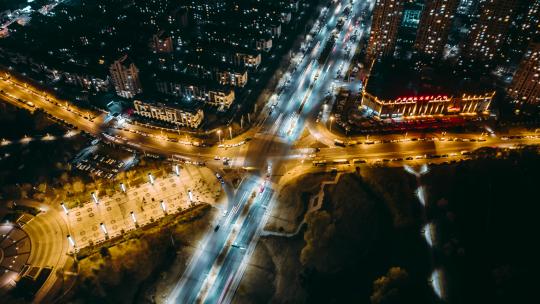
1 0 540 303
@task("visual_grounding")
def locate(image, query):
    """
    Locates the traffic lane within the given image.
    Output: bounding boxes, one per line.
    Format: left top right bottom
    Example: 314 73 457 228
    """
173 177 259 303
312 139 538 160
204 189 273 304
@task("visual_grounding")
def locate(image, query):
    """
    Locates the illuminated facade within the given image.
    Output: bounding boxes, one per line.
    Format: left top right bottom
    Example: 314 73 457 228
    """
366 0 404 61
507 42 540 105
361 91 493 118
414 0 459 58
109 55 142 99
133 99 204 128
462 0 518 62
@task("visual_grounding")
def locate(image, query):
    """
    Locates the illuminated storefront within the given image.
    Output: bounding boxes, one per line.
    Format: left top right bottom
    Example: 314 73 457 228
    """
361 91 494 119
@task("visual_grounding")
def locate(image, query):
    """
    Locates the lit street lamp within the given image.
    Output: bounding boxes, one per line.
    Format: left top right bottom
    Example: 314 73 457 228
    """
120 183 126 193
148 173 154 185
174 164 180 176
91 192 99 205
217 129 222 143
100 223 108 235
229 126 233 139
67 235 76 247
60 202 69 215
188 190 193 202
130 211 137 224
160 200 167 213
329 115 335 132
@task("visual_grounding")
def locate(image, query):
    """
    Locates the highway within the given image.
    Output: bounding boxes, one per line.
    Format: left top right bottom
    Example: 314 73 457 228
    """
170 1 377 303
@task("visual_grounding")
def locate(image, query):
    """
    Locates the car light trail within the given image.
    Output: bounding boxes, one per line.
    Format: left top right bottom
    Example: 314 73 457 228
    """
416 186 427 206
422 222 435 247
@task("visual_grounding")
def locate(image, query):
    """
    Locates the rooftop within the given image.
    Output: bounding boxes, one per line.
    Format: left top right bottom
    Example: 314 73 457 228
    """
135 92 203 114
365 59 495 100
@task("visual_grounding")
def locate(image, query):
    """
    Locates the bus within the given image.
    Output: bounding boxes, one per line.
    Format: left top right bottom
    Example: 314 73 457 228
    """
312 160 327 167
334 139 346 146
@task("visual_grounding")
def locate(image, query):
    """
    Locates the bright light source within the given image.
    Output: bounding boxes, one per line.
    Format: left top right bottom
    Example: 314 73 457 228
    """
120 183 126 193
91 192 99 204
148 173 154 185
422 222 435 247
430 269 445 299
415 186 427 206
174 164 180 176
60 202 69 215
130 211 137 223
100 223 108 235
188 190 193 202
160 200 167 212
67 235 76 247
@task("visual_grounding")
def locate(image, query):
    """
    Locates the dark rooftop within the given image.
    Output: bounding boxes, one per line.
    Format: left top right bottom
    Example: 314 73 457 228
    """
365 59 495 100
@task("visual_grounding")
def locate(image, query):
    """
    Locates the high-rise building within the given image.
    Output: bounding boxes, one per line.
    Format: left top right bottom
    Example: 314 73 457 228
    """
109 55 142 99
395 0 424 57
366 0 405 61
507 42 540 105
414 0 460 59
151 30 173 53
462 0 519 62
519 0 540 43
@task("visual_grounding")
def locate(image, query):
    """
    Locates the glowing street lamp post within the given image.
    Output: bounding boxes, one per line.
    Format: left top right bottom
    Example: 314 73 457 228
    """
217 129 222 143
160 200 167 214
329 115 335 132
60 202 69 215
67 235 76 248
91 192 99 205
130 211 139 228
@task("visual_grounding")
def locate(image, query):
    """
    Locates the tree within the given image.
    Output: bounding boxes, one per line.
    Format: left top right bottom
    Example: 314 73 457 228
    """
370 267 411 304
72 180 85 193
300 210 335 270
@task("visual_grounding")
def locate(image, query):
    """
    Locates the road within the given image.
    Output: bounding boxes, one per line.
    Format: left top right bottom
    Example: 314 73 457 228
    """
171 1 376 303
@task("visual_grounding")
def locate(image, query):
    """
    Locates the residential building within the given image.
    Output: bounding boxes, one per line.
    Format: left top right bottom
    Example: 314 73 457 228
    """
109 55 142 99
507 42 540 105
414 0 460 59
133 99 204 128
366 0 405 61
151 30 173 53
462 0 519 62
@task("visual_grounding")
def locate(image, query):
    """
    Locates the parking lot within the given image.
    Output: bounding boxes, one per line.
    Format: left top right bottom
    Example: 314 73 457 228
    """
66 165 222 250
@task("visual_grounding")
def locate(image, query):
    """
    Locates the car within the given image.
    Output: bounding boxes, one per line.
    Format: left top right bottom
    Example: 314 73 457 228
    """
405 157 413 160
214 156 220 160
214 225 220 232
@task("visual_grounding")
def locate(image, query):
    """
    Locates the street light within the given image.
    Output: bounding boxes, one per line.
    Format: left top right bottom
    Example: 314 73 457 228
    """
174 164 180 176
91 192 99 205
148 173 154 185
60 202 69 215
329 115 335 132
120 183 126 193
67 235 76 247
160 200 167 213
130 211 137 224
100 223 108 235
229 126 233 139
217 129 222 143
188 190 193 202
